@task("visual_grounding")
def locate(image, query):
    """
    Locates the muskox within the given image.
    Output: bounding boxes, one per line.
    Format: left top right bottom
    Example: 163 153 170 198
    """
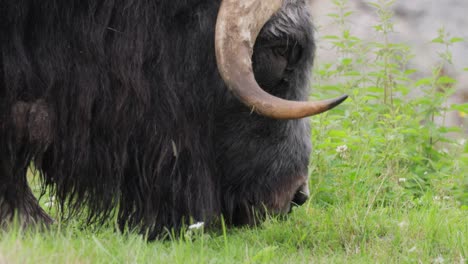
0 0 347 238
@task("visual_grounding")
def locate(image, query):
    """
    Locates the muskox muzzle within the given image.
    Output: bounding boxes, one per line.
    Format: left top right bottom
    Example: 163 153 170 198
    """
215 0 348 119
292 182 310 207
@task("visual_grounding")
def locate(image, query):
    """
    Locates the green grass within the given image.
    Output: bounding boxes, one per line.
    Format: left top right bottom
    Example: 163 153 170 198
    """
1 199 466 263
1 1 467 263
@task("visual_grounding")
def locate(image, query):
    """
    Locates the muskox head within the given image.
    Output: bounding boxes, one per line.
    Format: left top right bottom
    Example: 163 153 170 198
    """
215 0 347 119
213 0 347 225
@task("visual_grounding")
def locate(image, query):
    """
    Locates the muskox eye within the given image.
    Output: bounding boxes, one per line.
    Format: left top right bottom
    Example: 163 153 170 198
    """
271 42 303 70
252 41 304 92
285 43 303 68
272 46 288 57
252 45 288 89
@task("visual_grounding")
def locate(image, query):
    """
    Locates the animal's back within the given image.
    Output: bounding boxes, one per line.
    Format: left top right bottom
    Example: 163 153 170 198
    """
0 1 222 235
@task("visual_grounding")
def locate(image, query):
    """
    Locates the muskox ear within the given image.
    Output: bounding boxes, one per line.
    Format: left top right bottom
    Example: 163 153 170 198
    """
215 0 348 119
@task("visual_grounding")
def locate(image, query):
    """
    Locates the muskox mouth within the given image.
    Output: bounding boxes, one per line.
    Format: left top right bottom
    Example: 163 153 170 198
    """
215 0 348 119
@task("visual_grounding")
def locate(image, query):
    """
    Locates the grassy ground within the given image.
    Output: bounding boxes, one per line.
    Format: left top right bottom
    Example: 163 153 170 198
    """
0 196 466 263
1 1 467 263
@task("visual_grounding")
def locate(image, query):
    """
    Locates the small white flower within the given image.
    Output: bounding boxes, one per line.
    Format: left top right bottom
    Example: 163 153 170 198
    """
336 145 348 153
398 178 407 183
408 246 417 253
433 255 445 264
398 221 408 228
443 196 451 200
434 196 441 201
424 171 428 175
459 139 466 146
188 222 204 230
44 196 56 208
458 254 466 264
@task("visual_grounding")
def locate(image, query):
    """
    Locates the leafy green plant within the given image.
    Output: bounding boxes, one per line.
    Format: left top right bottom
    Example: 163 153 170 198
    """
309 0 467 210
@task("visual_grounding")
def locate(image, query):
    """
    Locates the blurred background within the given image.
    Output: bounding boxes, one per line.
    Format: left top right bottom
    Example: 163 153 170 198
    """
310 0 468 131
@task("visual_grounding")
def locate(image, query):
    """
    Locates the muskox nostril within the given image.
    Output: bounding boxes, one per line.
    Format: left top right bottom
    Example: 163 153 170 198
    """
292 184 310 206
292 191 308 206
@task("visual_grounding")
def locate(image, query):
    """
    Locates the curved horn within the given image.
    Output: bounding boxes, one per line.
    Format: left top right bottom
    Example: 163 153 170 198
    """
215 0 348 119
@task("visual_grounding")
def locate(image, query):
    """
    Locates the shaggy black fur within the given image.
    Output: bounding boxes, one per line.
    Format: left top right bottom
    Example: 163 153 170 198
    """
0 0 315 238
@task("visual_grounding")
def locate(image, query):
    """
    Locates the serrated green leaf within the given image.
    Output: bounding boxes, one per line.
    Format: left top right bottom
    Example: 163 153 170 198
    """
431 37 444 44
344 11 353 17
404 69 417 75
373 25 383 32
414 77 433 86
438 126 463 134
341 58 353 66
450 37 464 43
450 103 468 113
367 2 381 9
437 76 456 85
344 71 362 76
